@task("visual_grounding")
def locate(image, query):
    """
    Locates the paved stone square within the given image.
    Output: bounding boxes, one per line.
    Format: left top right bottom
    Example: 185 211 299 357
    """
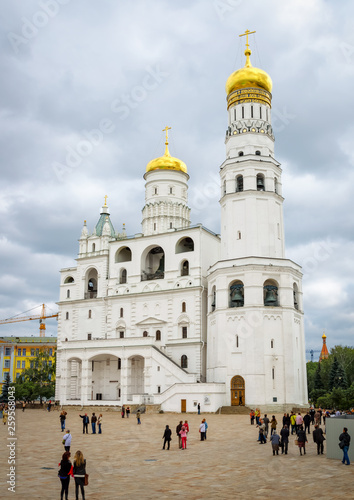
0 409 352 499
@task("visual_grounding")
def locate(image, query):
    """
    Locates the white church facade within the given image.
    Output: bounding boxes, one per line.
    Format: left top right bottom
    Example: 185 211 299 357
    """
55 37 308 412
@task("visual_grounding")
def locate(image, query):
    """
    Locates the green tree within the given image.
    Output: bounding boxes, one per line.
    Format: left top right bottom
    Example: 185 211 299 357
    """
314 363 324 390
15 350 55 404
0 372 11 403
330 346 354 386
306 361 318 395
329 357 348 390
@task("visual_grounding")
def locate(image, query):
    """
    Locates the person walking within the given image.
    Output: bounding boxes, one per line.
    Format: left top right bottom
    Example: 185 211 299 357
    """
62 430 72 453
162 425 172 450
255 408 260 426
204 419 208 440
47 400 52 412
58 451 72 500
73 450 87 500
179 425 188 449
270 415 277 435
296 425 307 456
98 414 103 434
79 413 89 434
121 405 125 418
310 407 315 424
126 406 130 418
184 420 189 433
296 413 303 434
199 419 206 441
250 410 255 425
303 412 311 435
258 419 267 444
313 424 325 455
136 410 141 425
339 427 351 465
22 401 26 412
60 411 67 432
270 431 280 455
263 414 270 439
91 413 97 434
176 421 183 448
290 412 296 435
280 425 289 455
197 403 201 415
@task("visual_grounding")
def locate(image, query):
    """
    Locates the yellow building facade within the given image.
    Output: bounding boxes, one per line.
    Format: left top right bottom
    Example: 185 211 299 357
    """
0 336 57 390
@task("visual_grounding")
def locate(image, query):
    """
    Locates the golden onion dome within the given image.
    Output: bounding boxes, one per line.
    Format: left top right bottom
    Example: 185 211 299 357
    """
226 47 272 96
146 134 187 173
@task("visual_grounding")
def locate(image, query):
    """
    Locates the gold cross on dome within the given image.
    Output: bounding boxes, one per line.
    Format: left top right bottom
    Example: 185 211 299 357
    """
239 29 256 50
104 195 108 206
162 126 171 145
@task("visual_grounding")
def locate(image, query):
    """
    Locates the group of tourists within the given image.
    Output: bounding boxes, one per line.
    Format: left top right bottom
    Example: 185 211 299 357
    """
162 419 208 450
58 450 87 500
120 405 131 418
251 408 351 463
79 412 103 434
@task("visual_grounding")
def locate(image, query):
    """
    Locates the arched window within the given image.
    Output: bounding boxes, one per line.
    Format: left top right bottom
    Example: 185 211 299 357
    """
271 339 274 349
143 331 148 337
255 150 261 156
236 335 239 348
65 312 69 320
176 237 194 254
64 276 74 284
264 279 279 306
142 246 165 280
229 281 244 308
257 173 265 191
66 290 70 299
120 308 123 318
238 151 244 157
120 268 127 284
182 302 186 313
237 231 241 240
156 330 161 341
92 243 96 252
236 175 243 192
88 309 92 319
181 355 188 369
115 247 132 263
181 260 189 276
293 283 299 310
85 268 98 299
211 286 216 312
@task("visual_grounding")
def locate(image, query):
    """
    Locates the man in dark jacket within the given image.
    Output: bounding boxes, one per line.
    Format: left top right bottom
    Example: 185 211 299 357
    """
303 412 311 434
162 425 172 450
339 427 351 465
176 421 183 449
79 413 89 434
313 424 325 454
91 413 97 434
280 425 289 454
309 408 315 424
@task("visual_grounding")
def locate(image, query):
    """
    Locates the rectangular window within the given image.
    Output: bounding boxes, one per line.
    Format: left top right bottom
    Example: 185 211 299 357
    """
49 360 52 367
5 347 11 356
88 309 92 319
242 106 244 119
30 361 34 368
234 108 236 121
22 361 25 368
118 358 121 370
36 348 39 355
4 360 10 368
119 331 124 338
272 367 275 380
49 348 53 357
88 333 92 340
22 348 26 356
16 373 20 379
157 366 160 371
31 349 35 356
251 105 253 118
154 223 156 231
260 106 262 119
17 361 20 368
157 386 161 394
18 349 21 356
182 326 188 339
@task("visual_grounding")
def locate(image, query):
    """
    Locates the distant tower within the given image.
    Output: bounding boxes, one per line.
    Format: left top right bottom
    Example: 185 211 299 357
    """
319 332 329 361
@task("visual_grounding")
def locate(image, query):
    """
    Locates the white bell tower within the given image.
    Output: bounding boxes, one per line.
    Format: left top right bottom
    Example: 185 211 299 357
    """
207 31 308 410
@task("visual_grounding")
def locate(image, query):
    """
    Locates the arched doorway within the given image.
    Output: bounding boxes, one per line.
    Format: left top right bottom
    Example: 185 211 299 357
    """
230 375 245 406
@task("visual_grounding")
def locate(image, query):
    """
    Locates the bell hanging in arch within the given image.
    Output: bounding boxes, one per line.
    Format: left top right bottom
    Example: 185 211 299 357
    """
264 285 278 306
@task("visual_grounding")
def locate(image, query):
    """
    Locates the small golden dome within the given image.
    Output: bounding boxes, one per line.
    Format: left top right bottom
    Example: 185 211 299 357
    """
322 332 327 339
226 48 273 96
146 132 187 173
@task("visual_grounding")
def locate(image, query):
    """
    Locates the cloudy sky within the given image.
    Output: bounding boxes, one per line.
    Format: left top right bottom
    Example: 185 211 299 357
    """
0 0 353 357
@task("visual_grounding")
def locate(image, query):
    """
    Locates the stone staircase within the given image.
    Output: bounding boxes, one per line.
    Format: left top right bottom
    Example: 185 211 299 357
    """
217 406 252 415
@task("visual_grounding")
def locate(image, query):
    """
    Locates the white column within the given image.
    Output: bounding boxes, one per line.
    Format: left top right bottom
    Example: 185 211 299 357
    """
120 354 128 405
81 358 92 405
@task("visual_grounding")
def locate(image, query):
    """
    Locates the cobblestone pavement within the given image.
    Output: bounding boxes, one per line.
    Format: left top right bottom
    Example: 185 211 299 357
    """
0 409 352 499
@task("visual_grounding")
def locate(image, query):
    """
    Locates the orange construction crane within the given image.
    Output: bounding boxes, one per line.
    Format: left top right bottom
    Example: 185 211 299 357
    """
0 304 58 337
